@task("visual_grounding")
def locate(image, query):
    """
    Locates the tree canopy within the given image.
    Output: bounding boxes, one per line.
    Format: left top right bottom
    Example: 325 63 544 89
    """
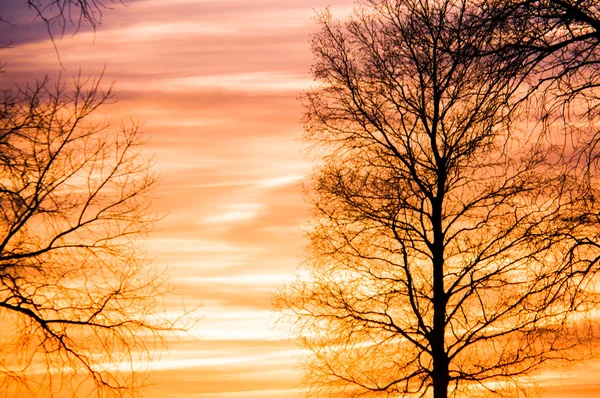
0 1 193 396
277 1 600 397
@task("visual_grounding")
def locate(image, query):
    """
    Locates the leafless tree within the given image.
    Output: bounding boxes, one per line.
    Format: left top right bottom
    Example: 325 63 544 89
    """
26 0 121 34
0 75 183 398
277 1 600 397
477 0 600 172
1 0 126 62
480 0 600 76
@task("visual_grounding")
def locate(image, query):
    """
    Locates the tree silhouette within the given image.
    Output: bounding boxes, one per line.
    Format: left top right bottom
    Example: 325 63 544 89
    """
0 1 121 44
277 1 600 397
28 0 120 33
0 2 194 397
482 0 600 74
0 76 181 398
480 0 600 173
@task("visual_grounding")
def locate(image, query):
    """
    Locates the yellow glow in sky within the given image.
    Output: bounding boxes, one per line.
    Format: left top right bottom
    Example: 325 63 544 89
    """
1 0 600 397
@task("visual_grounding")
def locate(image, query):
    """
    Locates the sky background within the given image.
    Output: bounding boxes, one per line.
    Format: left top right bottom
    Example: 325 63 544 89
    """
2 0 600 397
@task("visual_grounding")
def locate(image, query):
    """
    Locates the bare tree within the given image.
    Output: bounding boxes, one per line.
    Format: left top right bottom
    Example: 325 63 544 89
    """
0 0 126 67
277 1 600 397
478 0 600 171
480 0 600 74
0 75 181 398
27 0 119 28
24 0 121 35
0 2 196 396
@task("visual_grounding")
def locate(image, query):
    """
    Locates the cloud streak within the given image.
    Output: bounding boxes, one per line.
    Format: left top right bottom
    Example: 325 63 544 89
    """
2 0 598 396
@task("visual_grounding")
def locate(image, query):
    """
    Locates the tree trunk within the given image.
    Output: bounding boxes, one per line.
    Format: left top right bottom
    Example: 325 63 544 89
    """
432 352 449 398
431 247 449 398
431 189 448 398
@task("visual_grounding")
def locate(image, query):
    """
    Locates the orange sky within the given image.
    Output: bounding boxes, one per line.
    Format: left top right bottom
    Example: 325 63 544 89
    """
2 0 600 397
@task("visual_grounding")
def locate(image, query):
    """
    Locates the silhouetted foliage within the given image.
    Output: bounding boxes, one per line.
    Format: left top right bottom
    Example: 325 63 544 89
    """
0 76 183 398
277 1 600 397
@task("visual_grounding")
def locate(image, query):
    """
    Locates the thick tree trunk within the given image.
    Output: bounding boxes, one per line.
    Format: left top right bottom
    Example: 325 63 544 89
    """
431 190 448 398
431 247 449 398
432 352 449 398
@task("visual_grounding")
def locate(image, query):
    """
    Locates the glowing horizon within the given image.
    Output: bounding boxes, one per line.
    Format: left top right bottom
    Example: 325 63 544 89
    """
1 0 600 397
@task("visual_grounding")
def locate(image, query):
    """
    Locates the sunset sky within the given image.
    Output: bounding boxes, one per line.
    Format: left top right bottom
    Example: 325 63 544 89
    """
2 0 600 397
